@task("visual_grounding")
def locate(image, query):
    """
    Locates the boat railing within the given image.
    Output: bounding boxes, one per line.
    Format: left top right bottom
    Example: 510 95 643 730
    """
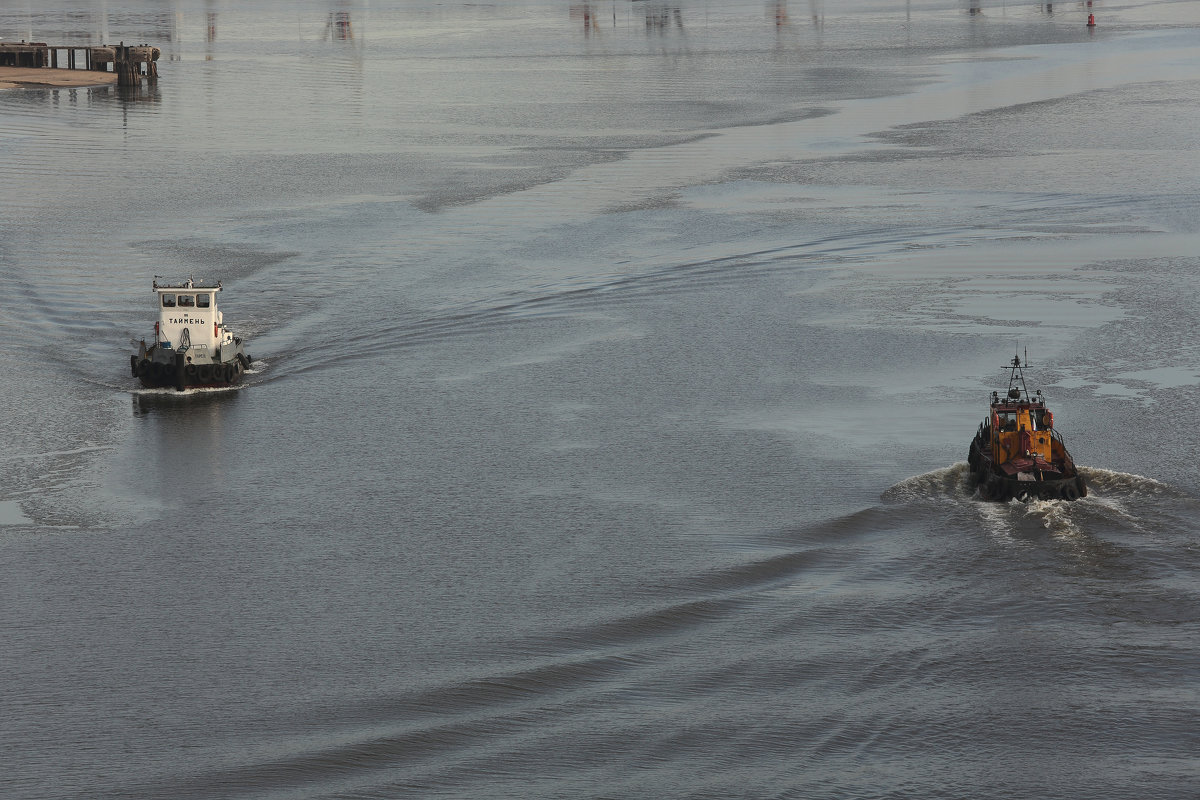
153 277 221 290
980 419 1068 448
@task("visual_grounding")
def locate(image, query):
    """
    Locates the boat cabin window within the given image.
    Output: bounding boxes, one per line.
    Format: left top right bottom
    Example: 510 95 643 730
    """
161 294 176 308
178 294 195 307
196 293 211 308
997 412 1018 432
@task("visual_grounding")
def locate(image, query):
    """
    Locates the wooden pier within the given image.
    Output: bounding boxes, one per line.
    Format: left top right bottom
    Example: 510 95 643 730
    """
0 41 159 85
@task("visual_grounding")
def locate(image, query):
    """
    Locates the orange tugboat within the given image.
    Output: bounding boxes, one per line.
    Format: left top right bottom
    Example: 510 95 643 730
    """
968 354 1087 502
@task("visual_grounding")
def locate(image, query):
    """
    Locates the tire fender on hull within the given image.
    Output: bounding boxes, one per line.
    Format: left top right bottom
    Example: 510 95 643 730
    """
977 474 1087 503
979 476 1009 502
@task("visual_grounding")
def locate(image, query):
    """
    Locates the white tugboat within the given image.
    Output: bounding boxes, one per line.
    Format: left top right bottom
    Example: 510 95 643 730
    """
129 277 251 391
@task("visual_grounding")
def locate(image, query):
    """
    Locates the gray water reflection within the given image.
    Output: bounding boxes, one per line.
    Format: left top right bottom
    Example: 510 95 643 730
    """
130 390 242 502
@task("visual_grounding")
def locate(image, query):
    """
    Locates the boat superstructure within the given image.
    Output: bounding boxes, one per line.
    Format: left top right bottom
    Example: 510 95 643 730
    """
967 354 1087 502
130 277 251 391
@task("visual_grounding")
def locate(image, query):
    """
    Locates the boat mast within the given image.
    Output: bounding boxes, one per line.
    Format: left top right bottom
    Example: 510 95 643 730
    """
1004 348 1032 402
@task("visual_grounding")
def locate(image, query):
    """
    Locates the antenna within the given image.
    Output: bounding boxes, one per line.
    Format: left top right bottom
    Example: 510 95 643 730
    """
1002 346 1033 402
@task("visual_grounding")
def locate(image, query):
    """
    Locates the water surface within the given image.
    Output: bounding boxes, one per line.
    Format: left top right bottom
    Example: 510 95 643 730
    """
2 2 1199 798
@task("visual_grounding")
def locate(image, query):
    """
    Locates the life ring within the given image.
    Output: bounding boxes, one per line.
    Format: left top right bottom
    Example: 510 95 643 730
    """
1045 411 1054 428
1061 483 1079 501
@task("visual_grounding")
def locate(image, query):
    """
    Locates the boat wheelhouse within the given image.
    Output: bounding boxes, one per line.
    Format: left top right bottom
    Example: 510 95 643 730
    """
130 277 251 391
967 354 1087 502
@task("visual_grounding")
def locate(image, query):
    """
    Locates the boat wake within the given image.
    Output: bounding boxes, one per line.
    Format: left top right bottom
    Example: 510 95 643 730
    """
883 462 1190 540
133 384 245 396
884 463 1178 504
879 463 974 504
1076 465 1181 499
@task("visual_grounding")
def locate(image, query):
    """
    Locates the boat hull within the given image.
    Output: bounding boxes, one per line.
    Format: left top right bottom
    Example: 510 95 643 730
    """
967 437 1087 502
130 351 250 391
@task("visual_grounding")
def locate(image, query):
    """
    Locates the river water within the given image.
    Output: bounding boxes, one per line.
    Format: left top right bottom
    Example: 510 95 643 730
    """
2 1 1199 798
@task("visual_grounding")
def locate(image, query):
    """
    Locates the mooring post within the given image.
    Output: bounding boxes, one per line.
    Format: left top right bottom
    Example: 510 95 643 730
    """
115 42 135 86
